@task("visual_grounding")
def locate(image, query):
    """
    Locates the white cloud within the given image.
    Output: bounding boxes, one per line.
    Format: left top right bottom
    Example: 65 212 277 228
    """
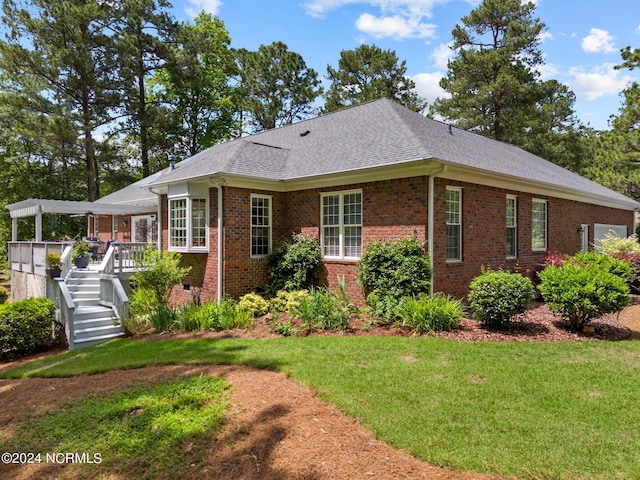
413 72 449 103
568 63 631 101
185 0 223 18
304 0 447 39
536 63 559 80
355 12 436 39
431 42 453 69
581 28 616 54
537 31 553 43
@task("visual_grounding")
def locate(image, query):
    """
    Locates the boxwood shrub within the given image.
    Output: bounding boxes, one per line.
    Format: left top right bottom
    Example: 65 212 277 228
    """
0 298 55 360
468 269 535 327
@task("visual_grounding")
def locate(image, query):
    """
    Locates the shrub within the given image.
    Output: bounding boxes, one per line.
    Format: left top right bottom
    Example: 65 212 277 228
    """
572 251 631 279
175 303 214 332
0 286 8 304
238 293 270 317
595 232 640 256
0 298 55 360
291 289 351 331
269 290 309 313
132 248 191 306
217 300 254 330
468 269 535 327
268 233 322 291
358 236 432 322
538 261 630 331
149 304 179 332
129 286 159 319
396 294 464 333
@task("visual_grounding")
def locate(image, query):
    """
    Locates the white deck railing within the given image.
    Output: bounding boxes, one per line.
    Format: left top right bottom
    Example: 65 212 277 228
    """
8 241 74 276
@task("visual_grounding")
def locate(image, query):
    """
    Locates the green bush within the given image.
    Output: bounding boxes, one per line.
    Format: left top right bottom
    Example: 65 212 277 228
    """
358 236 432 322
269 290 309 313
171 300 254 332
595 232 640 256
131 248 191 306
149 304 179 332
468 269 535 327
291 289 351 331
0 298 55 360
0 286 8 304
238 293 270 317
538 261 630 331
267 233 322 291
396 294 464 333
572 251 631 279
129 286 159 319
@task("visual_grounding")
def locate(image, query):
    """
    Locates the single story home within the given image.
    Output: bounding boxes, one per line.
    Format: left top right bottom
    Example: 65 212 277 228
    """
11 98 640 305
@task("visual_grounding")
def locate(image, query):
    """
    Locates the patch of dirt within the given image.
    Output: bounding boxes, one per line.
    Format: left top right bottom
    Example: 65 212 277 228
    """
2 300 640 480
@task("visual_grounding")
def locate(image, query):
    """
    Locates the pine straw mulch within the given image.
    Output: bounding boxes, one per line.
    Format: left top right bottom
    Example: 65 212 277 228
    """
1 300 640 480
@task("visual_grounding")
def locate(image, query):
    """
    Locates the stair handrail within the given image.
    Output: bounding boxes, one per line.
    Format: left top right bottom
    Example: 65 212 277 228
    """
53 278 76 350
60 245 73 279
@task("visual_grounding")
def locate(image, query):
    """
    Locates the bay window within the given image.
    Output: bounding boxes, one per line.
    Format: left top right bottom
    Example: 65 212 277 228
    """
168 195 208 251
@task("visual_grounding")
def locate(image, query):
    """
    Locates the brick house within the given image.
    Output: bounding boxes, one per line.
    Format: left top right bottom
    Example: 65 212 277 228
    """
90 98 639 303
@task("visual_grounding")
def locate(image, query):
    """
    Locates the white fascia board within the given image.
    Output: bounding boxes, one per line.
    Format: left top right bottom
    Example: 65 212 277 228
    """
440 164 640 212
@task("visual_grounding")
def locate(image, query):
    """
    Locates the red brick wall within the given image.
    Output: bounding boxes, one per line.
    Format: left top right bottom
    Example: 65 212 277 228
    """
431 178 634 298
160 177 634 305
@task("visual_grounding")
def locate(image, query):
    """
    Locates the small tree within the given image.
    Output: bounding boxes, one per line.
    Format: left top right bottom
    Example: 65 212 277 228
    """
131 248 191 306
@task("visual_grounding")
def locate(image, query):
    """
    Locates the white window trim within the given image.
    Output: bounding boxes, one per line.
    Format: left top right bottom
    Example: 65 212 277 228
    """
506 195 517 259
168 195 209 252
446 186 462 262
250 194 272 258
320 189 363 260
112 214 118 240
531 198 548 252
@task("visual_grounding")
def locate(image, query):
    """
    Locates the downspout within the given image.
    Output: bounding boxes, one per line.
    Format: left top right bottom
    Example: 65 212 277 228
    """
216 181 225 303
427 164 447 295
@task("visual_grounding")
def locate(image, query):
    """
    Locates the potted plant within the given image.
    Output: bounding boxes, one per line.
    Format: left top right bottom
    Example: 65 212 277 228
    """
45 251 63 278
72 240 91 269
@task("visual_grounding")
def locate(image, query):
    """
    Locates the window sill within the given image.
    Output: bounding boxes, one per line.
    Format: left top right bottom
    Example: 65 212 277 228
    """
323 257 360 264
168 247 209 254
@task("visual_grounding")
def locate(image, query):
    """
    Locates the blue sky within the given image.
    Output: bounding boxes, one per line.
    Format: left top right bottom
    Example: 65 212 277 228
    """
170 0 640 130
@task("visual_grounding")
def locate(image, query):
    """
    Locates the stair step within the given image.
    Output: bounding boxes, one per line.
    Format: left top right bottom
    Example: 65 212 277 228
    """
72 332 125 349
75 323 122 338
75 316 120 329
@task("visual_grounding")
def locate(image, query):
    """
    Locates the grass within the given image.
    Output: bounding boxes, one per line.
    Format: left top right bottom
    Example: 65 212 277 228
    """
3 336 640 479
2 374 229 479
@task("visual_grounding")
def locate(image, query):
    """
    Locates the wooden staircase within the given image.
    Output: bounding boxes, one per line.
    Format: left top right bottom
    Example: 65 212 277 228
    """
66 269 124 349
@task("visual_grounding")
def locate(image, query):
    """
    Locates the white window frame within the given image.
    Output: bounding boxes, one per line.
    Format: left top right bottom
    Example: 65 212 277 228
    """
446 186 462 262
506 195 517 259
168 195 209 252
320 189 363 260
531 199 547 252
251 194 272 258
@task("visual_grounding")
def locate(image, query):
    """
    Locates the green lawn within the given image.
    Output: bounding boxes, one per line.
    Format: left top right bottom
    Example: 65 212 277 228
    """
3 336 640 479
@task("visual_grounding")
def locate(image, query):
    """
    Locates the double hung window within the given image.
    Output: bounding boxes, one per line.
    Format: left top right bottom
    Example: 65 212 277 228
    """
251 195 272 257
446 187 462 261
506 195 517 258
531 199 547 251
321 190 362 259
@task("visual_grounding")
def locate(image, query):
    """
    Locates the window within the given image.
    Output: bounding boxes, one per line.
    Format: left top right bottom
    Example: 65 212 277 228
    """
532 199 547 251
321 190 362 259
251 195 271 257
169 197 208 250
192 198 207 247
446 187 462 261
506 195 517 258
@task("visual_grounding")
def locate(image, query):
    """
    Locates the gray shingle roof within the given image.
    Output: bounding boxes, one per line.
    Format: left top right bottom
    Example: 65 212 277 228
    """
143 98 638 209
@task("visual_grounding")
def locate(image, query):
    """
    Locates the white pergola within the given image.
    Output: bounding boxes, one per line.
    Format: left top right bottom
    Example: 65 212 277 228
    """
6 198 154 242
